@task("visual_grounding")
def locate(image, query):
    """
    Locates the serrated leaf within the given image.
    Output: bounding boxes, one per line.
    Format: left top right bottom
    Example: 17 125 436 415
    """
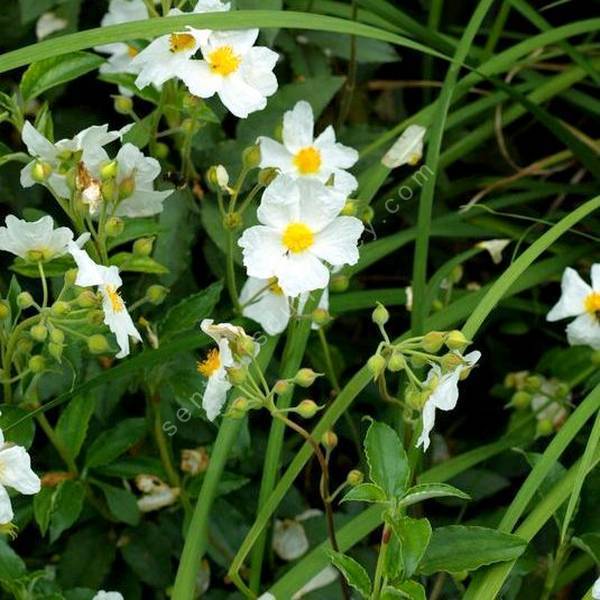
85 418 146 468
399 483 470 507
418 526 527 575
109 252 169 274
33 487 55 536
97 483 140 526
381 581 426 600
107 218 165 250
341 483 387 504
388 516 432 579
364 420 409 500
328 551 372 599
49 480 85 543
20 52 104 101
56 395 95 462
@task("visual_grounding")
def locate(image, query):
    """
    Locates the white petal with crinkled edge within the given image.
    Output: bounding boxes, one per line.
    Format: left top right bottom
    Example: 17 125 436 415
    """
178 60 222 98
218 71 268 119
257 175 301 229
115 190 172 217
239 226 286 280
282 100 314 152
68 241 113 287
240 277 291 336
591 263 600 291
331 169 358 196
0 446 41 494
101 286 142 359
547 267 591 321
382 124 426 169
0 486 13 525
258 137 293 172
566 313 600 350
241 46 279 96
276 253 330 298
315 130 359 170
202 338 235 421
311 217 363 266
296 179 346 232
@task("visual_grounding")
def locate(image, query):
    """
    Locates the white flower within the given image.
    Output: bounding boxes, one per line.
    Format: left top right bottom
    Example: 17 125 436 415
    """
0 425 41 524
240 277 329 336
592 576 600 600
36 12 68 40
416 351 481 451
382 124 426 169
68 242 141 358
273 518 309 561
0 215 89 261
476 239 511 265
258 101 358 195
197 319 240 421
180 29 278 118
93 592 124 600
95 0 150 80
238 176 363 297
112 143 172 217
20 122 125 197
547 265 600 350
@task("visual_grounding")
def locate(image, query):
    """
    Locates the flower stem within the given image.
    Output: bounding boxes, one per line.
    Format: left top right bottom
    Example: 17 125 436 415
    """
372 524 391 599
226 230 241 313
37 262 48 309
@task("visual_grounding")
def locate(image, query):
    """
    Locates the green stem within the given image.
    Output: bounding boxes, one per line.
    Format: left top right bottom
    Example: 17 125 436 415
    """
36 413 77 474
372 524 391 599
37 262 48 309
226 230 241 313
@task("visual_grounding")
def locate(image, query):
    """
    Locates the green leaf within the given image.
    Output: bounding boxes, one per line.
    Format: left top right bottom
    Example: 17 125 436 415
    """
0 405 35 448
122 114 153 149
85 418 146 469
388 516 432 579
419 526 527 575
399 483 470 507
98 72 161 104
20 51 104 101
97 483 140 526
327 550 372 598
341 483 387 504
159 281 223 338
49 480 85 543
11 256 74 278
109 252 169 275
55 395 95 462
33 487 55 536
572 533 600 564
364 420 409 500
382 581 426 600
107 218 165 250
0 539 26 580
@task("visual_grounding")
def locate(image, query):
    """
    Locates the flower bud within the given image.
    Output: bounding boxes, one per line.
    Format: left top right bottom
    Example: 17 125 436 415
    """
387 351 406 372
49 342 63 361
295 399 320 419
64 269 78 287
17 292 35 309
155 142 169 160
228 397 249 419
321 430 338 450
258 168 278 187
361 206 374 224
450 265 464 284
87 310 105 325
371 302 389 326
273 379 292 395
101 177 116 200
51 301 71 317
445 330 470 351
421 331 446 353
340 200 356 217
182 93 200 112
87 334 110 354
330 275 349 293
432 299 443 312
0 300 9 320
50 329 65 344
227 366 248 385
16 337 33 355
223 211 243 231
536 418 554 437
346 469 364 486
181 448 209 475
105 216 125 238
30 323 48 342
32 161 52 182
77 290 99 308
133 237 154 257
119 176 135 200
367 354 386 380
311 308 331 327
554 381 570 400
28 355 46 373
410 354 428 369
294 368 320 388
181 118 198 135
113 95 133 115
242 145 261 169
511 391 531 410
100 160 118 180
440 352 463 371
236 336 256 358
405 386 429 410
146 285 169 305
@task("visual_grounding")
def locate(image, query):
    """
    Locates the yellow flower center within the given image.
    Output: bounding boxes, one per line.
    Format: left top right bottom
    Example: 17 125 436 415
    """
105 285 125 313
268 277 284 295
169 33 196 54
584 291 600 319
293 146 322 175
127 45 139 58
282 222 314 254
197 348 221 377
208 45 241 76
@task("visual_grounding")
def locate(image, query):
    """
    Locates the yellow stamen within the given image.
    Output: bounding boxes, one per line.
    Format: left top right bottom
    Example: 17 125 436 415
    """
105 285 125 313
268 277 284 295
282 222 314 253
169 33 196 54
197 348 221 377
127 45 139 58
208 45 241 76
584 291 600 318
293 146 322 175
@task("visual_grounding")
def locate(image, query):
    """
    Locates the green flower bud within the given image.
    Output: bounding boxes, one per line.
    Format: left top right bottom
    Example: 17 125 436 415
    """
155 142 169 160
17 292 35 309
421 331 446 353
294 368 321 388
146 285 169 305
133 237 154 257
32 161 52 182
554 381 570 400
181 117 197 135
223 211 243 231
405 386 429 410
311 308 331 327
16 338 33 355
113 95 133 115
367 354 387 380
228 397 249 419
51 301 71 317
101 179 116 202
340 200 357 217
321 430 338 450
50 329 65 344
523 375 543 393
387 351 406 372
445 330 470 351
371 302 389 326
361 206 374 224
450 264 464 284
227 366 248 385
87 310 105 326
77 290 99 308
87 334 110 354
48 342 63 362
236 336 257 358
295 399 320 419
536 418 554 437
100 160 118 180
410 354 428 369
64 269 78 287
119 176 135 200
346 469 364 486
330 275 349 293
105 216 125 238
511 390 531 410
0 300 9 320
273 379 292 395
258 167 278 187
242 145 261 169
30 323 48 342
182 93 200 112
28 355 46 373
440 352 463 371
432 299 444 312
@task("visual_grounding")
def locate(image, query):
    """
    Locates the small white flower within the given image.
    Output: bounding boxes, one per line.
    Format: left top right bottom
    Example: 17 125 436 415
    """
238 176 363 297
68 242 142 358
112 143 172 217
476 239 511 265
258 101 358 195
0 425 41 524
547 265 600 350
382 124 426 169
36 12 68 40
180 29 278 118
416 351 481 451
240 277 329 336
592 576 600 600
93 592 124 600
273 518 309 561
0 215 89 262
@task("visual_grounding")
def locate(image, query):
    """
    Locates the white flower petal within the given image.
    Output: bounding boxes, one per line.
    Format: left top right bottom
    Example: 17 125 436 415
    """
0 446 41 494
239 226 286 280
240 277 290 335
241 46 279 96
101 290 142 358
93 592 125 600
0 485 14 525
258 137 293 172
566 313 600 350
592 575 600 600
273 519 309 561
591 263 600 291
547 267 591 321
257 175 301 229
21 121 57 161
316 136 359 171
296 179 346 232
382 124 426 169
291 567 338 600
276 252 330 297
217 71 268 118
36 12 68 40
331 169 358 196
283 100 314 152
115 190 172 218
179 60 222 98
207 29 259 56
311 217 363 266
203 368 232 421
476 239 511 265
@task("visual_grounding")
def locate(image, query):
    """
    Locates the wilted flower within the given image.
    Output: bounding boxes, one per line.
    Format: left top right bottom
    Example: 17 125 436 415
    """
476 239 511 265
259 101 358 195
36 12 68 40
547 265 600 350
68 242 141 358
382 124 426 169
238 176 363 297
272 518 310 561
181 447 210 475
0 215 89 262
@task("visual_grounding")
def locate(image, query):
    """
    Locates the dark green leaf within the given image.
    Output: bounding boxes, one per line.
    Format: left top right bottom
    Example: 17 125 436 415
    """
97 483 141 526
56 395 96 461
85 418 146 468
341 483 387 504
109 252 169 275
49 480 85 543
327 551 372 598
0 539 26 579
389 516 432 579
399 483 470 507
